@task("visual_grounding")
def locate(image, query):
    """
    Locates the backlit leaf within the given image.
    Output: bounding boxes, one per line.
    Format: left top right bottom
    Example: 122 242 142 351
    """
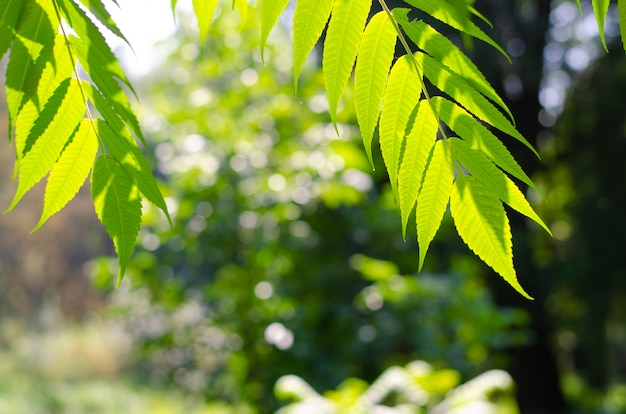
35 119 98 230
293 0 335 92
593 0 611 51
416 139 454 270
91 154 142 286
448 137 550 234
395 9 513 121
355 10 397 165
0 0 25 60
417 52 538 156
260 0 290 58
450 174 532 299
405 0 510 60
323 0 370 125
398 100 438 239
193 0 219 47
430 96 535 190
9 77 85 211
379 55 423 197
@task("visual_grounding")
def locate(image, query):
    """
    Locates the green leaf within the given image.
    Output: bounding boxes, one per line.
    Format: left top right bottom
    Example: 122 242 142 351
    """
14 34 75 162
260 0 290 58
355 10 397 165
8 77 85 211
77 0 130 45
379 55 423 197
192 0 219 47
5 0 58 139
394 9 513 122
90 114 170 224
293 0 335 92
417 52 538 157
56 0 146 149
620 0 626 52
448 137 550 234
323 0 370 126
398 100 438 239
416 139 454 270
430 96 535 190
405 0 510 61
0 0 25 60
450 174 532 299
35 119 98 230
592 0 610 51
91 154 142 286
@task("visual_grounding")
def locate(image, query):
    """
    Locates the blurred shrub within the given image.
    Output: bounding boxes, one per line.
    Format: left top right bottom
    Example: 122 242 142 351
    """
89 5 530 412
275 360 519 413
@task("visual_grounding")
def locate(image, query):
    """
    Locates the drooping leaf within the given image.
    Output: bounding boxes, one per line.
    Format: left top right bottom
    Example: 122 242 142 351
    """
35 119 98 230
417 52 538 157
56 0 147 151
448 137 550 233
592 0 611 51
416 139 454 270
192 0 219 47
260 0 290 58
14 34 75 163
0 0 25 60
430 96 535 190
76 0 130 46
398 100 438 239
323 0 370 126
5 0 58 139
91 114 170 224
394 9 513 121
292 0 335 92
450 174 532 299
355 10 397 165
9 77 85 211
379 55 423 197
91 154 142 286
405 0 510 61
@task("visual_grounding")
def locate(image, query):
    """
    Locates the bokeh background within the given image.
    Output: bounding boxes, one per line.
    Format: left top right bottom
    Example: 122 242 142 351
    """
1 0 626 412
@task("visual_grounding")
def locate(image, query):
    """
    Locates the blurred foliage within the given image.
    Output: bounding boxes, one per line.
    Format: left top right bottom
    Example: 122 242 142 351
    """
529 40 626 413
86 7 529 412
275 360 519 413
0 317 248 413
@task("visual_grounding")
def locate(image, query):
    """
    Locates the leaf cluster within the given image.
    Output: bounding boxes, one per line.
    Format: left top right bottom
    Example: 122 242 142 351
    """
2 0 169 284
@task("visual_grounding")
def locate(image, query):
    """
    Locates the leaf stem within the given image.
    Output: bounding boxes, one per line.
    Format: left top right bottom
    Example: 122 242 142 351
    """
51 0 105 153
376 0 449 141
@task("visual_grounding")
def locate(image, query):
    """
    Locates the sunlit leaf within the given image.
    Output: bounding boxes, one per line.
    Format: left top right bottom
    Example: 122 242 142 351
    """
8 77 85 211
416 139 454 270
355 10 397 165
91 154 142 286
379 55 423 197
398 100 437 239
192 0 219 47
293 0 335 92
323 0 370 126
592 0 611 51
450 174 532 299
35 119 98 230
260 0 290 58
448 137 550 233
